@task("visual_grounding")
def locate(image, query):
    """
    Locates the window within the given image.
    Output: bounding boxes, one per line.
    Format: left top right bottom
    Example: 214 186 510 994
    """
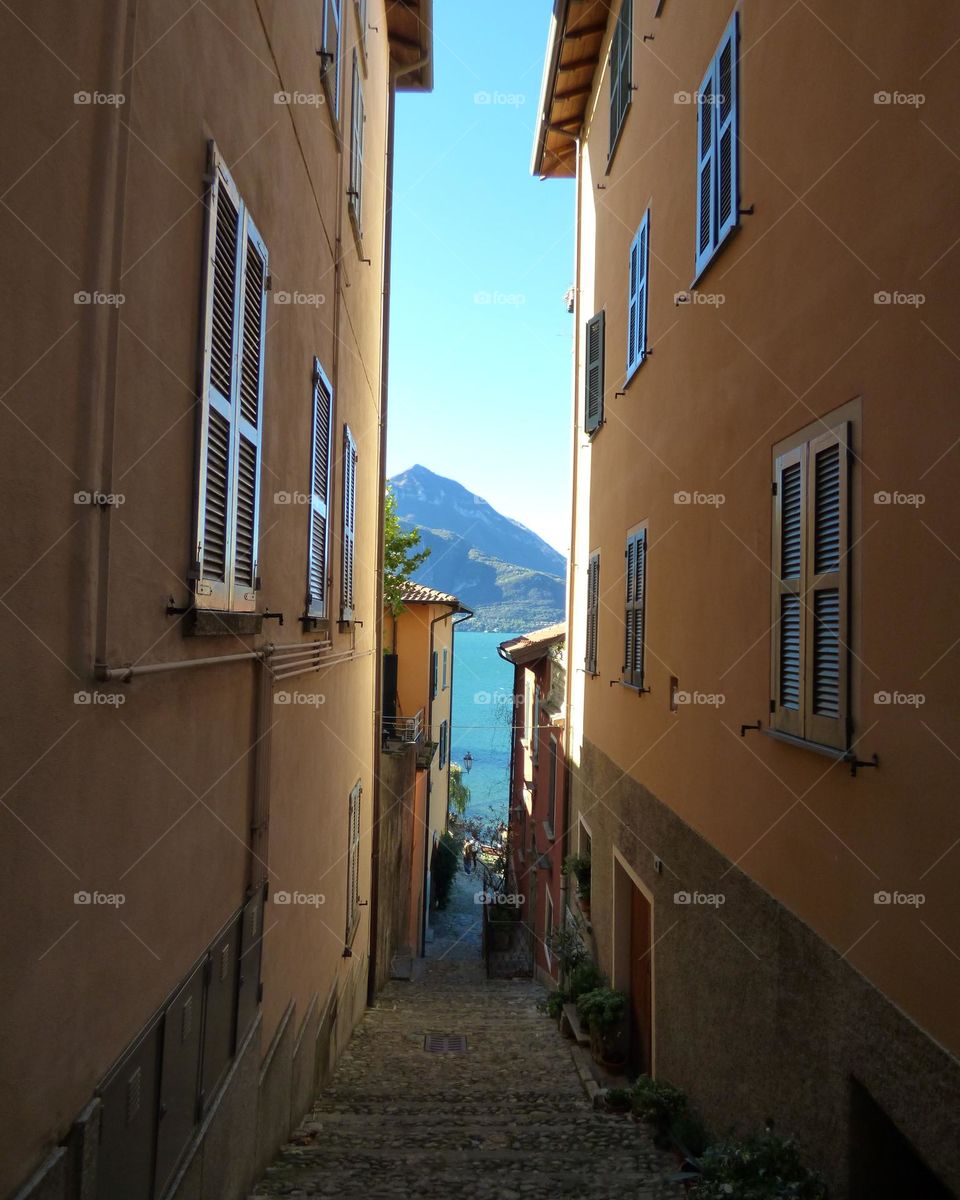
431 650 438 699
547 736 557 835
307 360 334 618
523 671 533 743
694 12 739 280
320 0 342 120
340 425 357 622
584 311 605 433
532 685 541 764
354 0 368 55
626 211 649 382
442 647 449 689
771 419 850 751
585 552 600 675
623 525 647 689
609 0 632 159
438 720 448 769
345 780 362 944
544 890 554 965
195 144 267 613
348 50 365 236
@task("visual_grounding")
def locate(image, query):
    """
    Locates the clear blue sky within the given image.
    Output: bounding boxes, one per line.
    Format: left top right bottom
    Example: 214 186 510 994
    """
387 1 575 557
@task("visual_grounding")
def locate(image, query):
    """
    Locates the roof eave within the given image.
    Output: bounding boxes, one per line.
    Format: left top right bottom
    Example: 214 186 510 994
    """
531 0 571 178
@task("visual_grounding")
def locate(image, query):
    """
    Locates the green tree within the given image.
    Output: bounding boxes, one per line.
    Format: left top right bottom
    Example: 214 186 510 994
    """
449 763 470 817
383 485 431 618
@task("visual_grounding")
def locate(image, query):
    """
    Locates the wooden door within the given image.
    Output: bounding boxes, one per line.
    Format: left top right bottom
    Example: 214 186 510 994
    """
630 883 653 1074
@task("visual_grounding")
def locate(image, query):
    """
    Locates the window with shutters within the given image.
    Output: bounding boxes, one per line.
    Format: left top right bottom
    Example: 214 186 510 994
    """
694 12 739 281
584 312 605 434
307 360 334 618
622 524 647 689
442 647 448 689
345 780 362 945
609 0 632 161
195 144 267 614
532 685 541 765
431 650 438 699
771 417 851 751
439 720 448 769
340 425 358 623
626 211 649 382
585 551 600 675
348 50 365 239
321 0 342 122
546 736 557 836
544 890 554 966
353 0 368 58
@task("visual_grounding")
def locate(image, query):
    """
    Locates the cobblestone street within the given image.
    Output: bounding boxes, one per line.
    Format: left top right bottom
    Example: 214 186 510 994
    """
254 880 682 1200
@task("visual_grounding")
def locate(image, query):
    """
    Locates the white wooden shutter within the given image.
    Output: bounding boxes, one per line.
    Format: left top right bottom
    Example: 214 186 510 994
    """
585 552 600 674
195 144 266 613
771 445 806 737
627 212 649 379
340 425 358 622
585 312 605 433
804 424 849 749
307 360 334 617
623 528 646 688
349 50 364 233
323 0 342 119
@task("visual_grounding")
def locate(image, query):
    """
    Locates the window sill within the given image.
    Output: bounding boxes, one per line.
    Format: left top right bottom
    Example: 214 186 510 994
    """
186 610 264 638
761 727 878 776
613 678 649 695
586 418 605 440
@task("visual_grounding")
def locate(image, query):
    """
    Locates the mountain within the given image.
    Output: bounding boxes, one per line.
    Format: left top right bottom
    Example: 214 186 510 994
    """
389 465 567 633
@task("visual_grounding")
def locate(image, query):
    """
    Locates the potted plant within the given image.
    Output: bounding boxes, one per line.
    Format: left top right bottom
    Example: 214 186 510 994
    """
575 987 628 1066
602 1086 633 1114
562 853 592 918
567 961 605 1000
630 1075 689 1149
680 1132 827 1198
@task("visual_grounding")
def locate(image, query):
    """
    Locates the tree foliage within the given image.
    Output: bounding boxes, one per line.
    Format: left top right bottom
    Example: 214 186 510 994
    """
383 485 431 617
448 762 470 817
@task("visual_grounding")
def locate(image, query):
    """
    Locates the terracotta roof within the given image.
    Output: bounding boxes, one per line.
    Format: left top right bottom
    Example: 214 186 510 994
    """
399 581 461 607
498 621 566 663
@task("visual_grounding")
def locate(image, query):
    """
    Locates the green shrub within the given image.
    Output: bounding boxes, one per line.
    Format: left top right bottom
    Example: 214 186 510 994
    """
691 1133 827 1199
548 924 588 975
630 1075 688 1131
431 831 462 909
567 961 605 999
562 853 591 898
538 990 567 1019
575 987 626 1033
603 1087 632 1111
670 1111 712 1158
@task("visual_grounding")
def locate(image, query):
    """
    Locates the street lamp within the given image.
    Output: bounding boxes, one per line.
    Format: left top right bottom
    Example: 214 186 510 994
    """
462 751 473 773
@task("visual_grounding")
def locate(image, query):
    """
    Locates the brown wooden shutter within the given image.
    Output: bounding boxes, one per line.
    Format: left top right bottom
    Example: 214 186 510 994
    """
623 529 646 688
771 444 806 736
585 552 600 674
307 360 334 617
340 425 358 622
585 313 604 434
804 423 849 749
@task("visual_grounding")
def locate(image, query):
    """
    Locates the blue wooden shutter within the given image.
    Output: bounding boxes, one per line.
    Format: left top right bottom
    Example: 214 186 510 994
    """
694 56 717 279
340 424 357 622
585 312 605 433
307 360 334 617
627 212 648 379
715 13 739 249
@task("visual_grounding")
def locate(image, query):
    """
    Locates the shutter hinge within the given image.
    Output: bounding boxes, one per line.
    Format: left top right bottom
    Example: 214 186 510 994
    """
254 573 262 591
265 274 273 291
771 480 777 496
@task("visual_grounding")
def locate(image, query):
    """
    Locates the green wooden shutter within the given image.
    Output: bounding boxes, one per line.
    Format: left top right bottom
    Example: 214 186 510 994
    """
195 145 266 613
609 0 632 154
771 445 806 737
307 360 334 617
585 552 600 674
623 529 646 688
804 424 849 749
340 425 357 622
585 312 605 433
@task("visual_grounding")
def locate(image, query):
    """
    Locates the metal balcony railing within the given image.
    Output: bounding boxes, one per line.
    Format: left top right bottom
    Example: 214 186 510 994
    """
383 708 424 744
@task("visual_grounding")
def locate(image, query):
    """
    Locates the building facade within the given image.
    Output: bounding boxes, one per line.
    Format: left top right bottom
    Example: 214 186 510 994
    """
534 1 960 1195
500 624 568 984
0 2 432 1198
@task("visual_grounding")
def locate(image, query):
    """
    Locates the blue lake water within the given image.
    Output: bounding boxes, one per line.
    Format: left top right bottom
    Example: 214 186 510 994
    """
450 630 520 826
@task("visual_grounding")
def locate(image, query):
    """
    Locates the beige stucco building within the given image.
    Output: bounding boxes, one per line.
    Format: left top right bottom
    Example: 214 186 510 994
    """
534 1 960 1195
0 2 432 1198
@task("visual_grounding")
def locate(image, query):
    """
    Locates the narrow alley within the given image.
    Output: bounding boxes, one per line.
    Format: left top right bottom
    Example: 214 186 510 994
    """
254 872 681 1200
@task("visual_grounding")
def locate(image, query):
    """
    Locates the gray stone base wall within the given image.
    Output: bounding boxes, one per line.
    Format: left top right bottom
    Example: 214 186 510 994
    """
575 738 960 1198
